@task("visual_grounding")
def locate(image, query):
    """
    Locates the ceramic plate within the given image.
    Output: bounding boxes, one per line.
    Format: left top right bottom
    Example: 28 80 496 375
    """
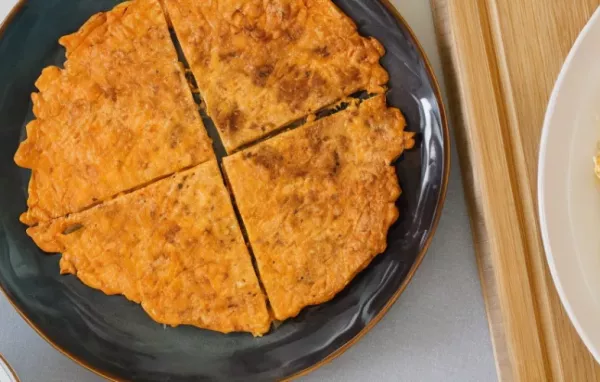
538 6 600 365
0 354 19 382
0 0 449 380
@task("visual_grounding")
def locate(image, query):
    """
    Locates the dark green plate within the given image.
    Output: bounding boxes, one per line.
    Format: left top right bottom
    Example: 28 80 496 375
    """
0 0 449 380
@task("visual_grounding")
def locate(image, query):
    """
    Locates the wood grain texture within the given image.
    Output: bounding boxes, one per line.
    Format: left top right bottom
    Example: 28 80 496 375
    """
430 2 513 380
431 0 600 380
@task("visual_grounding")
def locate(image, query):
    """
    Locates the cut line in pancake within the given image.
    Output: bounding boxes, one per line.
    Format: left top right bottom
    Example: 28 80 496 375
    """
26 160 272 336
163 0 389 152
223 95 415 320
15 0 418 335
14 0 214 226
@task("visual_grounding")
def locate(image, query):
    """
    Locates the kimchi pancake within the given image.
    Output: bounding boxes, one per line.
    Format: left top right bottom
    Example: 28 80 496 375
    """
27 160 271 336
14 0 214 226
164 0 389 152
223 95 415 320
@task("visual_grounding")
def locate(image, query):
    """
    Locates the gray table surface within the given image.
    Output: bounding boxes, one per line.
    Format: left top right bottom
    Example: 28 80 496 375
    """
0 1 497 381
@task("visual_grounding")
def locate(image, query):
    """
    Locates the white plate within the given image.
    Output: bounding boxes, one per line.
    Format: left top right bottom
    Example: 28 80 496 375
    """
539 6 600 364
0 355 17 382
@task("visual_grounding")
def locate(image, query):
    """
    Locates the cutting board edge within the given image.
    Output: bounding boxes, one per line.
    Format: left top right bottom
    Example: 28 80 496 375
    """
430 0 600 380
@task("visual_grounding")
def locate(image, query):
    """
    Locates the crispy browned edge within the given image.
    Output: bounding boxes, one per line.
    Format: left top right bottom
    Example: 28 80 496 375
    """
0 1 451 381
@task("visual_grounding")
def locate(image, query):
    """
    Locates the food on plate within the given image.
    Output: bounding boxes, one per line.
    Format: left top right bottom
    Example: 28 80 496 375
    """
223 95 415 320
163 0 389 152
17 0 416 334
27 160 271 336
14 0 213 226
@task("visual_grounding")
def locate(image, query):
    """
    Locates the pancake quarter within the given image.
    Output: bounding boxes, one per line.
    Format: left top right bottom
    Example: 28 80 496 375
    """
27 160 271 336
14 0 214 225
164 0 389 151
223 95 414 320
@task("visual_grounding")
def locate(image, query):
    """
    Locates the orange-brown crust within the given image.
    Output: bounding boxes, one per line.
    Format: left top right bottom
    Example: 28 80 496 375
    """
17 0 415 334
14 0 213 225
27 161 271 336
164 0 389 152
223 95 414 320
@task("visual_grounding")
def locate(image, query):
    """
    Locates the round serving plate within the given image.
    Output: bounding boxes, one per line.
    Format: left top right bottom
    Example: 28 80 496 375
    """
0 354 19 382
538 7 600 365
0 0 449 380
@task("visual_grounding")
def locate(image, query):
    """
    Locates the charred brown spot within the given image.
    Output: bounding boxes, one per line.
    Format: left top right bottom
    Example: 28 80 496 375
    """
226 296 238 309
248 122 262 132
310 71 326 89
231 9 244 27
70 99 89 119
170 123 185 148
338 135 350 152
284 25 304 41
250 146 284 177
281 3 292 20
291 167 308 178
249 27 268 42
252 64 274 87
313 46 330 57
103 87 117 102
341 67 361 84
102 204 118 218
228 109 243 131
165 224 181 244
219 51 239 62
218 106 245 133
331 150 341 176
194 53 211 69
277 66 309 111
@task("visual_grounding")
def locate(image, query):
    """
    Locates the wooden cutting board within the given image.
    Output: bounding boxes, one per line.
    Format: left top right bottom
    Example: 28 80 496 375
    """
430 0 600 381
